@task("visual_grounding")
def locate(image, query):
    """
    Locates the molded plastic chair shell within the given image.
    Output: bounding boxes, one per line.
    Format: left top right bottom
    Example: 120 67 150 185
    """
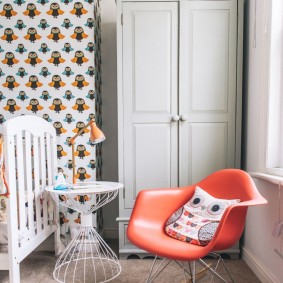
127 169 267 261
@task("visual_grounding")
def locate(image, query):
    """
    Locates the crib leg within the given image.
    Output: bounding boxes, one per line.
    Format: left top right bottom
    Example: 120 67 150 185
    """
7 195 21 283
9 258 20 283
54 202 61 256
54 228 61 256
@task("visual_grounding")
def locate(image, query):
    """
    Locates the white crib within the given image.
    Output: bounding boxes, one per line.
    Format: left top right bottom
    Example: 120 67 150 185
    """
0 115 60 283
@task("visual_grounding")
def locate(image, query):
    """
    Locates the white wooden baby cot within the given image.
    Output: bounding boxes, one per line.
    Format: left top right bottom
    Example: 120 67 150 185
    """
0 115 60 283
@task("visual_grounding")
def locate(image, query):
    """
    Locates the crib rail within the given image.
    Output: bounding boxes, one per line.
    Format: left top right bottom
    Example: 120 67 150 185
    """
0 115 59 283
3 115 57 250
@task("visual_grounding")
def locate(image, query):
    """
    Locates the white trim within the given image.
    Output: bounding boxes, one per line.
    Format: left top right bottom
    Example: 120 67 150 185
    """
258 0 272 173
266 0 283 172
257 0 283 175
116 217 130 222
242 247 280 283
250 172 283 186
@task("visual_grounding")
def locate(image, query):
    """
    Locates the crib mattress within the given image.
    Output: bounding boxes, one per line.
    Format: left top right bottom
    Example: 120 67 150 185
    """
0 222 7 246
0 221 38 247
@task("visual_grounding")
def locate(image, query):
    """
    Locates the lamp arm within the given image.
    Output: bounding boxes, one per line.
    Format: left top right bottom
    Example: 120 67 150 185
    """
68 118 104 184
68 118 96 184
71 142 76 184
68 119 95 145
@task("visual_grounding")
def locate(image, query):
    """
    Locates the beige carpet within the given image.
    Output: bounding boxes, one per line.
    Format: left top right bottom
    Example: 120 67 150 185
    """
0 252 260 283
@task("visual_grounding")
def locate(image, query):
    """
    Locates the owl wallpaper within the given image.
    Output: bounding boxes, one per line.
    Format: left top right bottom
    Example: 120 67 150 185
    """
0 0 102 241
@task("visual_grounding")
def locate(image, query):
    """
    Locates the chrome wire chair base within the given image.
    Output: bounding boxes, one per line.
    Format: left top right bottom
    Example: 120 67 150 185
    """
146 253 235 283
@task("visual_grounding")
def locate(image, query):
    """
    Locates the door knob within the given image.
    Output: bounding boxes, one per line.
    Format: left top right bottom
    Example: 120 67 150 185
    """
180 114 188 121
171 114 180 122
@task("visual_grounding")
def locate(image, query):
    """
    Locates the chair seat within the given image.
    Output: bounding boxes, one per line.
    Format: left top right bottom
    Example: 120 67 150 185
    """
128 224 212 261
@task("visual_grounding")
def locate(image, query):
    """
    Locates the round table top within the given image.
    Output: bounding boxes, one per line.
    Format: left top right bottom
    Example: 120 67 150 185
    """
46 181 123 195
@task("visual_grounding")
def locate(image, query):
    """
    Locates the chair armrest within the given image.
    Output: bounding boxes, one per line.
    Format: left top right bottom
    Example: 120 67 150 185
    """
129 186 195 227
210 197 267 251
207 205 246 251
233 198 267 207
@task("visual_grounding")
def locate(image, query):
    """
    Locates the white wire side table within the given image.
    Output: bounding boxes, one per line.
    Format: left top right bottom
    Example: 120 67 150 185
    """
46 181 123 283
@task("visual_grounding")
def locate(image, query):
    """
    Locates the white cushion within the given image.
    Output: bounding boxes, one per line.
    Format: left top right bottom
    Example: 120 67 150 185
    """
165 186 240 246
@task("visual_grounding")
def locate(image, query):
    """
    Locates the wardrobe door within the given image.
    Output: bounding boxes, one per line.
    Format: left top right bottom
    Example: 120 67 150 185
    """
121 2 178 210
179 1 238 185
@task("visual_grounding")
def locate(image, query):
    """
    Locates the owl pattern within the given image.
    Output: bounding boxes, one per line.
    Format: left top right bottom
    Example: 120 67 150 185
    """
165 186 240 246
0 1 102 236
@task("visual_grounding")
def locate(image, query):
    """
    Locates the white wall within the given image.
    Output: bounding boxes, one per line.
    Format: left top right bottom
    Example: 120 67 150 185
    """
101 0 119 238
243 0 283 282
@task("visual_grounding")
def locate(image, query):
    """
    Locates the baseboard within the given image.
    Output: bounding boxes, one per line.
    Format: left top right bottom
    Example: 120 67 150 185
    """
103 228 118 239
242 247 280 283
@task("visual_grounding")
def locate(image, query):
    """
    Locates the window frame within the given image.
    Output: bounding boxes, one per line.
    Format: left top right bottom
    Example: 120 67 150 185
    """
259 0 283 177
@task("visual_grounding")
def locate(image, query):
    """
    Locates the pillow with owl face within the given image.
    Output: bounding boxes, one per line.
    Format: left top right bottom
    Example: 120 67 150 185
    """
165 186 240 246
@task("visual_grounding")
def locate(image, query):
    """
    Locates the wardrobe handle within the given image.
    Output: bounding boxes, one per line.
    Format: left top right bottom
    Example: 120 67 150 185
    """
171 114 180 122
180 114 188 121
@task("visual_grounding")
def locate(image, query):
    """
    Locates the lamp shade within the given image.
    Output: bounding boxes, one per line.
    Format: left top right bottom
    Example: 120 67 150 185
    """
90 121 105 144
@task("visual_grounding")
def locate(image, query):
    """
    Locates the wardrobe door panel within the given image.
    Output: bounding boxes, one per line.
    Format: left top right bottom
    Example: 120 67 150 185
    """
188 123 228 184
122 2 178 209
190 9 229 112
131 124 172 201
179 1 237 186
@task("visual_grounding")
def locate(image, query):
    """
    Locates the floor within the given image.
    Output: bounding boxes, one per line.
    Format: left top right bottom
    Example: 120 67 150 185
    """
0 239 261 282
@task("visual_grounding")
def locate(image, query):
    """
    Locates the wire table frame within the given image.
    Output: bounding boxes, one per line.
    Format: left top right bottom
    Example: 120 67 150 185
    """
46 182 123 283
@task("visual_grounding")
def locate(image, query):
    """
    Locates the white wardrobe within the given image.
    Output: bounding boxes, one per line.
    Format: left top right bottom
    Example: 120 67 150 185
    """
116 0 243 258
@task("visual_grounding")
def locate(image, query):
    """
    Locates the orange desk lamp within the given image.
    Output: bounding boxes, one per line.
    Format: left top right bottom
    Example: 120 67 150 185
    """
68 119 105 184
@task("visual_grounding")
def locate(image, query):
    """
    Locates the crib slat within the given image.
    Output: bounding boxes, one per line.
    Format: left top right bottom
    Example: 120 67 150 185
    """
45 134 52 186
47 133 58 227
25 132 35 238
16 132 27 245
52 135 58 226
51 136 57 184
42 191 48 228
33 136 43 234
40 134 48 228
4 135 20 261
40 134 46 187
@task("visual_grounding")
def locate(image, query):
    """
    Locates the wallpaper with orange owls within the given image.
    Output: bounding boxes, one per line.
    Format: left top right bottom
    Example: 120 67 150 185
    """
0 1 102 239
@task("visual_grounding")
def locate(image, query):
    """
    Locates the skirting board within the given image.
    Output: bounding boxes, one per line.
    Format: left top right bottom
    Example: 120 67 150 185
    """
242 247 280 283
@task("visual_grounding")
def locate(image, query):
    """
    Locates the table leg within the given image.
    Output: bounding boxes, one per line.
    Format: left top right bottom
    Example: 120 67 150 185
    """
53 214 121 283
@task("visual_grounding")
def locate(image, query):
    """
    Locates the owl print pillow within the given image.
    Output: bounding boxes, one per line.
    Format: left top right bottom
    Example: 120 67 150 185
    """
165 186 240 246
